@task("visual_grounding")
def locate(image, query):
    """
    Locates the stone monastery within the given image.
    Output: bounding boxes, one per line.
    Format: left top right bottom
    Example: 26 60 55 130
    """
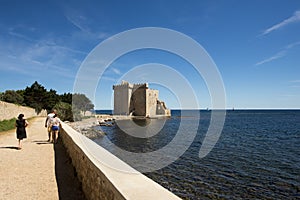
113 81 171 117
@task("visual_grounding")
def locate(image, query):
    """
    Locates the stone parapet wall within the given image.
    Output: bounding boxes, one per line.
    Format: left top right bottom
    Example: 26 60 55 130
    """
0 101 47 121
60 122 181 200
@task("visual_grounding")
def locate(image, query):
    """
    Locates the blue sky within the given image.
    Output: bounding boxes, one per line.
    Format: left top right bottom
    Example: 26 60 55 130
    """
0 0 300 109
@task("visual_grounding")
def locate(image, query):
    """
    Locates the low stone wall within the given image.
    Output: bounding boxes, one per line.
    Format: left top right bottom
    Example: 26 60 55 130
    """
0 101 47 121
60 122 181 200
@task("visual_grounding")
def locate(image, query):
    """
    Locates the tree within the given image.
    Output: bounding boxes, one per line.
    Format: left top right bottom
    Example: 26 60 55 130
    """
16 90 26 105
72 93 94 115
53 102 75 122
23 81 47 113
1 90 24 104
44 89 59 112
2 81 94 121
59 92 72 104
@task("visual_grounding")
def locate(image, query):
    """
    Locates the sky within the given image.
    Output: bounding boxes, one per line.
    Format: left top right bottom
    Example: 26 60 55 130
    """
0 0 300 109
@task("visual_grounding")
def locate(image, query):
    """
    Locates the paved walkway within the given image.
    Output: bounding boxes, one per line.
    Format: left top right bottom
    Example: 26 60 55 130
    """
0 117 85 200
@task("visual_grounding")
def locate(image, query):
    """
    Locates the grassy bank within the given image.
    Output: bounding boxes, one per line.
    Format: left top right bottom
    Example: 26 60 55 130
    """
0 118 16 132
0 117 37 134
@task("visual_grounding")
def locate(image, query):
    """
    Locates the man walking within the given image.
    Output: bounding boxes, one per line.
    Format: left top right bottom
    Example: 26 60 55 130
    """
45 109 57 142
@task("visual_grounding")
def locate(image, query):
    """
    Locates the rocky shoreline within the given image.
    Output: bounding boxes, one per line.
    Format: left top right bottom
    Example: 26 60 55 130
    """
67 117 106 139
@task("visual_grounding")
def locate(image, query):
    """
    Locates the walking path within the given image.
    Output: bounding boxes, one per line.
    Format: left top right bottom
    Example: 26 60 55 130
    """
0 117 85 200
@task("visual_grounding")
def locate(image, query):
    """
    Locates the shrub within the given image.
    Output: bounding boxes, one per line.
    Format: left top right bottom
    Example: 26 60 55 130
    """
0 118 16 132
53 102 76 122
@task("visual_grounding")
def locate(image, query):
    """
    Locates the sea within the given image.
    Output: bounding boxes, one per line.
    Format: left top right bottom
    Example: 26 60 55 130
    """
92 110 300 199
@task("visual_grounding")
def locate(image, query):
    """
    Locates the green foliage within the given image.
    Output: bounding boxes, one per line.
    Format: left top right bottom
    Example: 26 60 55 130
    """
45 89 60 111
72 93 94 114
16 90 26 106
1 90 24 104
53 102 75 122
60 92 72 104
23 81 47 113
0 118 16 132
2 81 94 122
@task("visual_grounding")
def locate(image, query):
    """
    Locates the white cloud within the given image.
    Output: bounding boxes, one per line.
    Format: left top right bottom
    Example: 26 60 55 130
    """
255 51 286 66
0 35 82 80
101 76 118 82
65 13 89 32
44 41 87 55
289 80 300 88
8 31 36 43
255 41 300 66
290 80 300 83
285 41 300 49
1 11 111 87
64 9 109 41
0 52 75 80
112 67 121 75
262 10 300 36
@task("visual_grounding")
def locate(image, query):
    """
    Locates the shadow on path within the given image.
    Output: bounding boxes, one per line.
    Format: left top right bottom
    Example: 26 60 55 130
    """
32 140 53 145
0 146 20 150
53 138 86 200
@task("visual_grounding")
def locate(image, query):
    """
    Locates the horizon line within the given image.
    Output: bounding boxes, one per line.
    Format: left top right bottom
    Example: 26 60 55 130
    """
94 108 300 110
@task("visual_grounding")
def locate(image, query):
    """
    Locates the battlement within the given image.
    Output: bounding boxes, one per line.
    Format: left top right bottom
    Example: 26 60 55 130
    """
132 83 148 90
113 81 133 90
113 81 148 90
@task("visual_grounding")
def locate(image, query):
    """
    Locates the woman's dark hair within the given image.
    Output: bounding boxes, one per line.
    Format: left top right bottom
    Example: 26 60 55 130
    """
18 114 24 120
53 114 57 118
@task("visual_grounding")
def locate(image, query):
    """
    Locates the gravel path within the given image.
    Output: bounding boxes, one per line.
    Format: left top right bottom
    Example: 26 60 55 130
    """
0 117 85 200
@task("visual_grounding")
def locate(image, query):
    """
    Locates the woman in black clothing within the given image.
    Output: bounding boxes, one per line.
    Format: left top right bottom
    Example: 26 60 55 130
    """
15 114 29 149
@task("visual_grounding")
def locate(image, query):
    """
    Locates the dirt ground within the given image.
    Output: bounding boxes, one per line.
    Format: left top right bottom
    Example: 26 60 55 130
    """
0 117 85 200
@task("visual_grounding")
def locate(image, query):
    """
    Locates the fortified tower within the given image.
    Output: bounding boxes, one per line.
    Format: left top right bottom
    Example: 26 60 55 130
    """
112 81 133 115
113 81 170 117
